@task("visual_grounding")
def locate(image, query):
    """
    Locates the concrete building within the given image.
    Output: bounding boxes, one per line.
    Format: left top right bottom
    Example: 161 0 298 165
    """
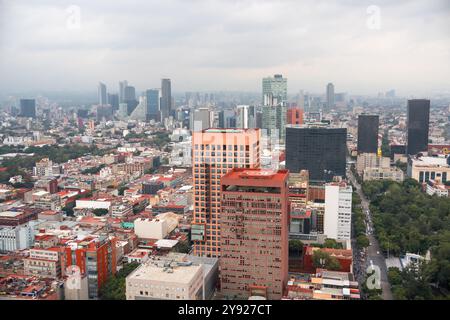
356 153 390 175
190 107 212 131
23 247 66 278
219 168 289 300
284 269 360 300
191 128 261 258
407 155 449 184
65 235 117 299
425 179 449 197
324 182 352 246
133 217 169 240
363 167 404 182
64 274 89 300
0 222 35 251
287 108 304 125
126 254 206 300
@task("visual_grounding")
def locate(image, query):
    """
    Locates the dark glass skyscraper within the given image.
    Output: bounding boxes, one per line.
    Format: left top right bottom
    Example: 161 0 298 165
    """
161 78 172 121
406 99 430 155
19 99 36 118
285 125 347 181
145 89 160 122
357 115 379 154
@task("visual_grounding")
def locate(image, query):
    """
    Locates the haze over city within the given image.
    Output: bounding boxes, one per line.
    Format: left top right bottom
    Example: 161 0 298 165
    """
1 0 449 96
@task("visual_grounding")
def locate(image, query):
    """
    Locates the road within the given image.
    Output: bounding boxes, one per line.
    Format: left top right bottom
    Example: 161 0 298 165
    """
348 169 393 300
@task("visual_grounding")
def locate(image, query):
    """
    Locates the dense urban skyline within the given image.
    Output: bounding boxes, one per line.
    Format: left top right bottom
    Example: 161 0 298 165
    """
0 0 449 96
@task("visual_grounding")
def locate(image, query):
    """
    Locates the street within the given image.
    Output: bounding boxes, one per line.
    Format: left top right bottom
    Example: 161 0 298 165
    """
348 168 394 300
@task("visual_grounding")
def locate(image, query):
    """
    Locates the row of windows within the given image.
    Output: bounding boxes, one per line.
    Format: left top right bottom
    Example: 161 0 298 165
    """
195 144 252 151
418 171 447 183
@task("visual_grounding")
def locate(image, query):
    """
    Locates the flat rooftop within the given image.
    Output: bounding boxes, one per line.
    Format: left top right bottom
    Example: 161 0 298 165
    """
411 156 449 167
128 262 202 284
0 211 22 218
222 168 289 185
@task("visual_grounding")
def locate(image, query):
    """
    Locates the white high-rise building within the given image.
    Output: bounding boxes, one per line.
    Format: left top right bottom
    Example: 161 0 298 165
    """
324 182 352 245
98 82 107 105
236 105 249 129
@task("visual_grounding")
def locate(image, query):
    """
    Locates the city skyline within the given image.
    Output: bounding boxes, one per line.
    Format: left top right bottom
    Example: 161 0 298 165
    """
0 0 449 96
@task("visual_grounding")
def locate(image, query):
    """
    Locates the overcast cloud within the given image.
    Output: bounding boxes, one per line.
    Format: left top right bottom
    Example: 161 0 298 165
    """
0 0 449 96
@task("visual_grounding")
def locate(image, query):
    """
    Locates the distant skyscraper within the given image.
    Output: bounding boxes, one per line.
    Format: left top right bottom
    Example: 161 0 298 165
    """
285 124 347 181
406 99 430 155
124 86 137 115
107 93 119 111
119 80 128 103
326 83 335 109
145 89 160 122
190 108 211 131
262 97 287 142
98 82 107 105
124 86 135 101
191 128 261 258
236 105 249 129
218 110 236 129
19 99 36 118
357 115 379 154
161 79 172 121
262 74 287 104
220 168 289 300
297 90 305 109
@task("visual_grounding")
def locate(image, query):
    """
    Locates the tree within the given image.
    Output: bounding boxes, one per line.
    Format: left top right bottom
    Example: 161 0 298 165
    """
99 263 140 300
323 238 343 249
289 240 304 257
174 241 191 254
93 208 109 216
312 250 341 271
356 235 370 248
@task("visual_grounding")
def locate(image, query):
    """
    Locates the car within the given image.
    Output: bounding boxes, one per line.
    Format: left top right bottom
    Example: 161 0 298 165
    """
377 251 380 255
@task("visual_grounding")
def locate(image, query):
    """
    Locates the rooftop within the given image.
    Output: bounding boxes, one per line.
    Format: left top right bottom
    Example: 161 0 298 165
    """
0 211 22 218
411 155 449 167
128 260 202 284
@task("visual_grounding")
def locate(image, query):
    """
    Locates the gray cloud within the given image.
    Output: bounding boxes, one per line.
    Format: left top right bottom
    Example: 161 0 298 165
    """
0 0 449 96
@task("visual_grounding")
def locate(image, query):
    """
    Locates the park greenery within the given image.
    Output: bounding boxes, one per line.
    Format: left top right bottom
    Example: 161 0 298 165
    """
82 164 106 175
362 178 450 299
99 262 140 300
352 192 370 249
93 208 109 216
0 144 108 183
311 238 343 250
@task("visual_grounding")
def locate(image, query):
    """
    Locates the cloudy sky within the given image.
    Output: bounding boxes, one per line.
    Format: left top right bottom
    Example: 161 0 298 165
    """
0 0 449 96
